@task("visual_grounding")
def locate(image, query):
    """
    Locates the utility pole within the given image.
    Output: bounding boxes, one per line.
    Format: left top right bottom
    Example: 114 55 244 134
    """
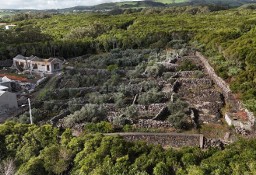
28 98 33 124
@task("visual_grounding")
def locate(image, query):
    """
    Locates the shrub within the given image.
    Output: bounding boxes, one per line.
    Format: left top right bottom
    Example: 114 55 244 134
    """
137 88 165 105
145 63 164 77
124 105 138 119
178 59 199 71
63 104 106 127
167 99 191 130
84 121 114 133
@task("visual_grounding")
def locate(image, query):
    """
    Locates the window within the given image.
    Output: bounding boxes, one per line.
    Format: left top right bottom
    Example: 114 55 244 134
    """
53 63 60 70
20 62 24 68
32 64 38 69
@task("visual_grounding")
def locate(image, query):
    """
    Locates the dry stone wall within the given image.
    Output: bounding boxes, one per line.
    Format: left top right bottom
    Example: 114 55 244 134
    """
196 52 255 130
106 132 204 148
196 52 231 99
137 119 173 128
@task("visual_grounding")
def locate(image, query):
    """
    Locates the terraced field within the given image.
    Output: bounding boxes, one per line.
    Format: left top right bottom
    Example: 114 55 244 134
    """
24 48 230 135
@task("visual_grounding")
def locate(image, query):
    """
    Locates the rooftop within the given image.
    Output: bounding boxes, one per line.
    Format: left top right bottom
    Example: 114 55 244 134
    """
0 74 28 82
14 55 62 63
0 85 8 91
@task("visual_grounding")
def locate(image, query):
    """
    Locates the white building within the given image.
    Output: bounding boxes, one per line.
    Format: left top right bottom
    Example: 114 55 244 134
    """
5 24 16 30
0 76 13 91
13 55 63 74
0 76 21 92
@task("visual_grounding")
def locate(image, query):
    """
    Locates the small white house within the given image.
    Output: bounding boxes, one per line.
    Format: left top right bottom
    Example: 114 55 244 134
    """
13 55 63 74
5 24 16 30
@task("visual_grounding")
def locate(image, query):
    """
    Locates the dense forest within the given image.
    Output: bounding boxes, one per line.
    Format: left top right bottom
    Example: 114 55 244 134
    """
1 121 256 175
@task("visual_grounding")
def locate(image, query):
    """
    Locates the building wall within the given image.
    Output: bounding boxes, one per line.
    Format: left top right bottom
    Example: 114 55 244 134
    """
13 59 30 69
0 91 18 109
51 61 62 72
26 60 52 73
37 64 46 72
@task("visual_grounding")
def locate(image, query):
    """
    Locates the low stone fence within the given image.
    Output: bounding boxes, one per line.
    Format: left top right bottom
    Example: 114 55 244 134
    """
168 78 213 89
105 132 204 148
196 52 255 131
137 119 173 128
196 52 231 98
163 71 202 78
66 68 110 75
193 89 223 102
106 103 167 120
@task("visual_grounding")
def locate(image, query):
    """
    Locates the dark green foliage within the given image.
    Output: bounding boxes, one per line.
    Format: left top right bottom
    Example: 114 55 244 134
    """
167 99 190 129
177 59 199 71
138 88 166 105
84 121 114 133
2 122 256 174
63 104 107 127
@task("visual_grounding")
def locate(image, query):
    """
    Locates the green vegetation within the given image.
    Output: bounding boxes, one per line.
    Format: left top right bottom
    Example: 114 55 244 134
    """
15 5 254 114
154 0 189 4
2 2 256 175
1 122 256 175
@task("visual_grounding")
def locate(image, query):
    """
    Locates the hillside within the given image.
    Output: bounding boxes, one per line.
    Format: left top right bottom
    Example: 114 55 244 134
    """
1 3 256 175
1 0 256 16
1 6 256 114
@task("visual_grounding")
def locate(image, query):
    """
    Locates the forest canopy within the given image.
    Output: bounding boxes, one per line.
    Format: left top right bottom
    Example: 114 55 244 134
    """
1 121 256 175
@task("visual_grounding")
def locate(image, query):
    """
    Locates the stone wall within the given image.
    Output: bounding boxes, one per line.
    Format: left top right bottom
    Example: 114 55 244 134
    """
196 52 255 130
196 52 231 98
105 132 204 148
137 119 173 128
163 71 203 78
106 103 167 119
167 78 213 90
